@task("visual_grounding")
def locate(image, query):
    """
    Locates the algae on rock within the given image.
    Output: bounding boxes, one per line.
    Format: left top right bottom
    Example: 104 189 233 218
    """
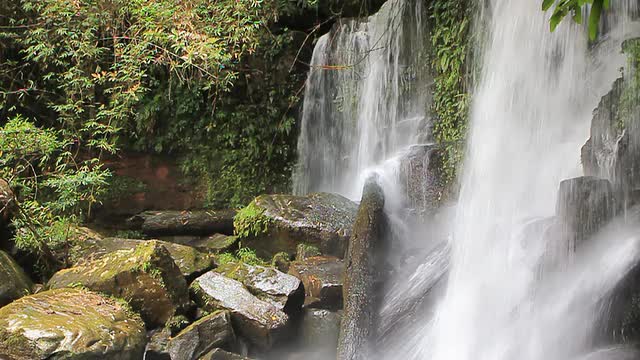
0 288 146 360
48 240 190 327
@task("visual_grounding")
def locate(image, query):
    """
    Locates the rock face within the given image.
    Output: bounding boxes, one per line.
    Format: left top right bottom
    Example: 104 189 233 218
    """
397 144 447 215
0 250 32 307
556 177 617 246
299 309 342 355
0 288 146 360
190 271 288 349
167 311 235 360
128 210 236 236
338 177 388 360
237 193 357 259
288 256 344 310
195 234 240 253
48 241 190 327
71 236 215 279
216 262 304 314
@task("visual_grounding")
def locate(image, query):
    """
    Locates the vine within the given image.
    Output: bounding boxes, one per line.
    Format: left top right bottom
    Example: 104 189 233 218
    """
429 0 472 183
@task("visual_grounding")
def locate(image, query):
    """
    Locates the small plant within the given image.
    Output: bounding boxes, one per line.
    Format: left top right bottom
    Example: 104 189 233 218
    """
234 201 274 238
217 252 239 266
236 247 265 266
114 230 147 239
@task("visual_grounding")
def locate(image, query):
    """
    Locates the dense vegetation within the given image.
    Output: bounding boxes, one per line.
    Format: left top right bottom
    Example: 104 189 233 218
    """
0 0 325 271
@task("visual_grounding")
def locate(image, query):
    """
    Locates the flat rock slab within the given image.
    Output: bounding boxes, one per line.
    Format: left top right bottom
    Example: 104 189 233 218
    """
191 271 288 349
71 236 215 279
216 262 304 314
288 256 344 310
49 241 190 327
168 310 235 360
128 210 236 236
239 193 357 259
0 250 32 307
0 288 145 360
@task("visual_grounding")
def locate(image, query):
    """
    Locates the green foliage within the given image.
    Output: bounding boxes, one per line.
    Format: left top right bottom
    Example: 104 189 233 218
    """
217 247 265 266
234 201 274 238
430 0 472 183
114 229 146 239
542 0 608 40
0 117 109 273
619 39 640 129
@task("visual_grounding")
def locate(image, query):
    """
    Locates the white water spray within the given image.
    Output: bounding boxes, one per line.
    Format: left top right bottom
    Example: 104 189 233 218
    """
385 1 640 360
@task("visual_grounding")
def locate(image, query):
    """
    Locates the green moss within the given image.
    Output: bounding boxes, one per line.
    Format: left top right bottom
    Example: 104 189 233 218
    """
234 200 274 238
619 38 640 131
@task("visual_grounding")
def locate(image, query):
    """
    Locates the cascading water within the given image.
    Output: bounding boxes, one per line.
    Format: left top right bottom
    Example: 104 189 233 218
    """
293 0 431 200
383 1 640 360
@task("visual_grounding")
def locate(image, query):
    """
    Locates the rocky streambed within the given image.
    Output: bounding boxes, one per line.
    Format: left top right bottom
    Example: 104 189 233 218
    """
0 192 356 360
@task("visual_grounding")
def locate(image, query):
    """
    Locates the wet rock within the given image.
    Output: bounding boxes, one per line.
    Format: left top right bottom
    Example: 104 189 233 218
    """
71 236 215 279
128 209 236 237
582 77 625 180
338 176 388 360
288 256 344 310
398 144 447 216
236 193 357 259
556 176 616 246
296 243 321 260
199 348 251 360
0 288 145 359
216 262 304 314
48 240 190 327
194 234 240 253
299 309 342 355
190 271 288 349
144 328 171 360
0 250 32 307
167 310 235 360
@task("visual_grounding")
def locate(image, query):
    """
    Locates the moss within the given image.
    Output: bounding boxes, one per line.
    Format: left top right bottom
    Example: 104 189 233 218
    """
234 200 274 239
271 252 291 272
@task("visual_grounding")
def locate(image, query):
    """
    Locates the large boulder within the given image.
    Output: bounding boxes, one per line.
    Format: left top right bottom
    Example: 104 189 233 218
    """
167 310 235 360
0 250 32 307
288 256 344 310
48 241 190 327
556 176 617 246
236 193 357 259
0 288 146 359
128 210 236 237
70 235 215 279
190 271 288 349
216 262 304 314
338 177 388 360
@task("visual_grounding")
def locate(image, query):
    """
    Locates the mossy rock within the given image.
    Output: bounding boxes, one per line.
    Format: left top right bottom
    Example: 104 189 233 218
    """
199 348 252 360
296 243 321 260
235 193 357 259
0 250 32 307
271 252 292 272
48 240 190 327
190 271 288 350
167 310 235 360
216 262 304 315
0 288 145 360
195 234 240 253
288 256 345 310
70 236 215 280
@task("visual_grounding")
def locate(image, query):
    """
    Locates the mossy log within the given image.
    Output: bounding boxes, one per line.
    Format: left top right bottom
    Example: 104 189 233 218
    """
127 209 236 236
337 176 387 360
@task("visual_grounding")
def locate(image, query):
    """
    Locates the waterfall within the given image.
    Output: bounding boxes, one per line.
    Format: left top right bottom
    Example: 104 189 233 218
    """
383 1 640 360
293 0 431 200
